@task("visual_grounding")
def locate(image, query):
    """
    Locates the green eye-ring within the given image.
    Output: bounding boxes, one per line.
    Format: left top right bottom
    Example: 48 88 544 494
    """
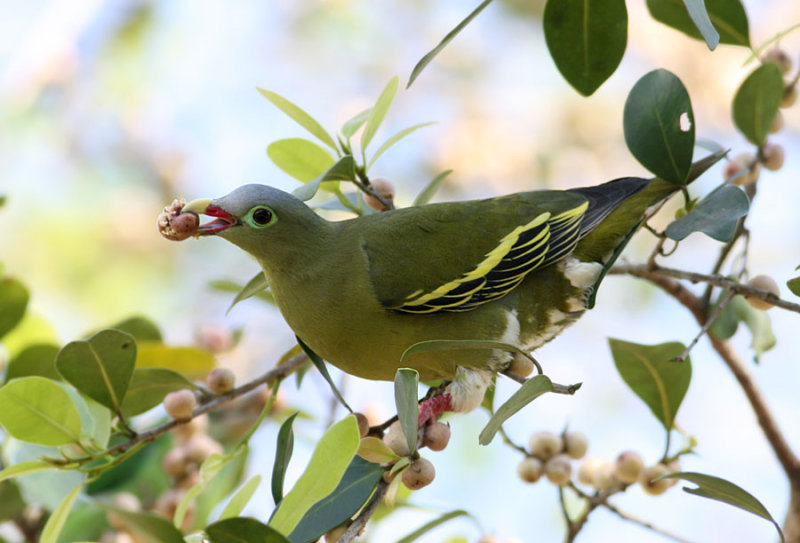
245 206 277 228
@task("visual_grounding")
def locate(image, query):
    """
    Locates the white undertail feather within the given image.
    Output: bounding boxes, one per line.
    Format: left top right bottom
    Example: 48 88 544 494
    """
561 258 603 312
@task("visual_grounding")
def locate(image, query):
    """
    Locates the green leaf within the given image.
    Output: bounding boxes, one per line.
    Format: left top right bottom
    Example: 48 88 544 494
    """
341 108 371 139
357 436 401 464
207 517 290 543
733 63 784 145
292 155 356 202
257 88 337 151
413 170 452 206
288 456 383 543
624 69 695 184
226 271 270 314
100 507 185 543
729 295 776 361
136 342 216 379
0 376 82 445
479 375 554 445
367 122 435 169
121 367 198 417
408 0 494 88
110 316 162 342
80 394 111 448
219 475 262 521
543 0 628 96
680 0 720 49
267 138 336 183
0 277 29 339
0 460 57 483
297 337 352 412
175 447 246 530
665 185 749 242
647 0 750 47
269 415 360 535
210 277 275 307
272 412 299 506
608 339 691 432
396 510 474 543
360 77 399 153
40 482 83 543
394 368 420 454
0 480 25 521
5 344 60 382
56 329 137 412
660 472 784 542
787 277 800 296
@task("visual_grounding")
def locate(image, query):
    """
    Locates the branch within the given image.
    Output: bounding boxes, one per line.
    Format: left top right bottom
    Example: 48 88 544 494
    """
51 353 309 466
611 264 800 314
341 479 390 543
602 500 697 543
612 264 800 482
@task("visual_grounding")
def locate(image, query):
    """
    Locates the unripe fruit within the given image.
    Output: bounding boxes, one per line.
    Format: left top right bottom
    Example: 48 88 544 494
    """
770 111 785 134
724 153 760 186
164 389 198 420
354 412 370 437
364 178 396 212
383 421 410 457
508 352 534 377
746 274 780 310
528 431 563 460
325 522 349 542
175 413 208 440
761 143 785 171
195 324 233 353
782 86 797 108
614 450 644 484
162 447 190 478
563 431 588 460
207 368 236 395
577 457 603 486
184 434 224 464
422 421 451 451
158 198 200 241
639 464 671 496
666 459 682 487
544 454 572 486
516 456 544 483
593 462 619 491
402 457 435 490
763 48 793 74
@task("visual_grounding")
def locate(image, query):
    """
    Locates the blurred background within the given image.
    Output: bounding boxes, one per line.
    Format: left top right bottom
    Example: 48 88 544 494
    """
1 0 799 541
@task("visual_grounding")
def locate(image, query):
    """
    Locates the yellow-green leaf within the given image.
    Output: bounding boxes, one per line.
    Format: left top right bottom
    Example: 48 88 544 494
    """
136 342 216 379
358 436 401 464
0 376 82 446
40 482 84 543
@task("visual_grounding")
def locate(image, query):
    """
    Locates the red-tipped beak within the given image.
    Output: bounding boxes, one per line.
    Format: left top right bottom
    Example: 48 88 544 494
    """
198 205 238 235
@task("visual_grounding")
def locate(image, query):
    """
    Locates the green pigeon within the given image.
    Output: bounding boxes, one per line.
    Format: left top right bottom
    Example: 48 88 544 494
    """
173 157 715 423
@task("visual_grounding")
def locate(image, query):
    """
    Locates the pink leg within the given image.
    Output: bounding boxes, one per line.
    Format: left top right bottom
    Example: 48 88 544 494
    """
417 393 453 426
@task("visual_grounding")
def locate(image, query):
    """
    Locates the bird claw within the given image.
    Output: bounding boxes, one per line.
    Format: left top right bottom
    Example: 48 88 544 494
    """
417 393 453 426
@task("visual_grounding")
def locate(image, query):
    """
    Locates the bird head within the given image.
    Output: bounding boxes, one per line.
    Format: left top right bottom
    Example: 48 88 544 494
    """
182 184 329 268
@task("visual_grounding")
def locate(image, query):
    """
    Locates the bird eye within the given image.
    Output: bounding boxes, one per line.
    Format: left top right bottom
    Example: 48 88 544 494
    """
252 208 272 225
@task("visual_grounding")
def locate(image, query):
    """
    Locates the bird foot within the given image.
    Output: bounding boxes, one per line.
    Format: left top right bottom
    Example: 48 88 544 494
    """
417 393 453 426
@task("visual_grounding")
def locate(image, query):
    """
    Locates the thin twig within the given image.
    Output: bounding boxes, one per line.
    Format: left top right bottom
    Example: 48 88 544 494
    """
611 263 800 313
673 289 736 362
48 353 309 465
341 479 390 543
559 486 574 534
602 501 697 543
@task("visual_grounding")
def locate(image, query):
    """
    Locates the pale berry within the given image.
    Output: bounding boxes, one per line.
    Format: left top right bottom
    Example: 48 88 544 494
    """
528 431 563 461
544 454 572 486
564 431 589 460
747 274 780 310
383 421 411 457
164 390 197 421
422 421 451 451
516 456 544 483
364 178 396 212
402 457 435 490
207 368 236 395
614 450 644 484
639 464 671 495
761 143 785 171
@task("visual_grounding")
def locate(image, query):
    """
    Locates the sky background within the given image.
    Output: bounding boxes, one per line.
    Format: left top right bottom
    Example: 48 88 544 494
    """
1 1 800 542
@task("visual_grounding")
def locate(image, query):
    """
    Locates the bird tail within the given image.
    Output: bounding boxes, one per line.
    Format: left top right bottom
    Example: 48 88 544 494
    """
572 151 725 263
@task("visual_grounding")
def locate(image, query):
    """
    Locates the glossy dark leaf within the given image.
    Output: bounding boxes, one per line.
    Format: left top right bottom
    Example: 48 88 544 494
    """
608 339 691 431
5 344 60 382
56 329 137 411
665 185 749 242
733 63 784 145
407 0 493 88
624 69 695 184
121 367 198 417
479 375 554 445
0 277 28 339
395 368 420 454
288 456 383 543
647 0 749 47
207 517 291 543
543 0 627 96
297 337 352 412
660 472 784 542
272 412 298 506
